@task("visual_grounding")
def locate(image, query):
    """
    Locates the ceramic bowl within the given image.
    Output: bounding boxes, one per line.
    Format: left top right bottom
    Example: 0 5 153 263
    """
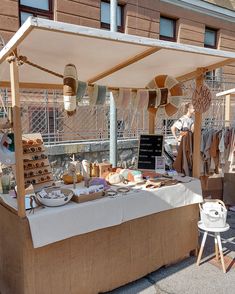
36 188 73 207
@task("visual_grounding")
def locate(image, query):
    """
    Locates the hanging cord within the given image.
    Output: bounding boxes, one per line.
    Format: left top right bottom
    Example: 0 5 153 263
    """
8 54 147 91
17 55 63 79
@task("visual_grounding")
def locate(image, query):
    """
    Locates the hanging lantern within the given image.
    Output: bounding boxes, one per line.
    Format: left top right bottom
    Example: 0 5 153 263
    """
63 64 78 116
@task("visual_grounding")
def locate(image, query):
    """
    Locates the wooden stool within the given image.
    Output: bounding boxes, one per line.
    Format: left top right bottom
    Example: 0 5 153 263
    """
196 221 230 273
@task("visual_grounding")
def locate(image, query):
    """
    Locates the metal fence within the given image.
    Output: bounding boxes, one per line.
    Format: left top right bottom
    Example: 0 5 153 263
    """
0 74 234 145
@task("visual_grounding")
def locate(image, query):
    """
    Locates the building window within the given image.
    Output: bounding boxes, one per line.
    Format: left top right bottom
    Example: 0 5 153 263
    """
19 0 53 26
205 68 222 89
101 1 124 32
160 16 176 41
204 27 217 48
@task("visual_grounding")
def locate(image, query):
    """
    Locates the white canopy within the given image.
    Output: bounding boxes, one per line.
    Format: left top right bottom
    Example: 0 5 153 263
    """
0 17 235 88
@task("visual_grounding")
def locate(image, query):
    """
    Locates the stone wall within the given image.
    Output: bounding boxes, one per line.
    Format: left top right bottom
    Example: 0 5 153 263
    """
46 139 138 179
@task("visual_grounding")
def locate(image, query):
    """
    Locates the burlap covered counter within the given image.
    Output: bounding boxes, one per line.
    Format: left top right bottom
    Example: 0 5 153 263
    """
0 180 202 294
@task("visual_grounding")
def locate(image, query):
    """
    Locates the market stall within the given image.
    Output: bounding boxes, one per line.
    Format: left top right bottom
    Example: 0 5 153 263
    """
1 17 235 294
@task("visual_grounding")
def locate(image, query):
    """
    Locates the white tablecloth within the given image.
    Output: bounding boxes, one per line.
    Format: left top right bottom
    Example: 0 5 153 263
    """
1 179 203 248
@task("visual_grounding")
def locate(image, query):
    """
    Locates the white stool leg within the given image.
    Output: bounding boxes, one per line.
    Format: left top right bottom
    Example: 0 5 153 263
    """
197 231 208 266
214 233 219 261
217 233 226 273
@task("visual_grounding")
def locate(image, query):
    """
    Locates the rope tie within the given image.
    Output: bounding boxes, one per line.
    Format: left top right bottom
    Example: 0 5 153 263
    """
6 55 16 63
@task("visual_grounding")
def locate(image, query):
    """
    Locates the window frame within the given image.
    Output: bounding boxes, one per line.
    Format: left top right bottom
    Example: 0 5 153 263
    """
204 27 217 49
100 0 125 33
159 16 177 42
19 0 53 26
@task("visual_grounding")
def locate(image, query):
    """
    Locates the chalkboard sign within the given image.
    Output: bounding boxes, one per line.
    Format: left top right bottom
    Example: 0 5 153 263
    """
137 134 164 170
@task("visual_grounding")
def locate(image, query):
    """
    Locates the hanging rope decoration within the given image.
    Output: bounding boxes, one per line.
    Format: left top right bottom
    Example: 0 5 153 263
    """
146 75 183 117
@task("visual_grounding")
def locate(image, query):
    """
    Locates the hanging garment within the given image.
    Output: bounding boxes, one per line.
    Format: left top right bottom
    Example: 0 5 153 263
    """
209 130 220 174
226 128 235 173
136 90 149 112
116 88 132 109
219 129 225 165
173 131 193 176
76 80 88 102
88 84 107 106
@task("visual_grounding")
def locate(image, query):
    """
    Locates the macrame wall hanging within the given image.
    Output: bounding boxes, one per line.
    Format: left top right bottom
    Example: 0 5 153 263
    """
192 83 212 113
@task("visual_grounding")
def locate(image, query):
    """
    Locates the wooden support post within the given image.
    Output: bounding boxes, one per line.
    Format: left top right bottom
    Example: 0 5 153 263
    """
148 108 157 134
9 54 26 217
225 94 231 127
193 68 203 178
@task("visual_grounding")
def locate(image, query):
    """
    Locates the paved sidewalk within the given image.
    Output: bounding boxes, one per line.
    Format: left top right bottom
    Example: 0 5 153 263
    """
106 211 235 294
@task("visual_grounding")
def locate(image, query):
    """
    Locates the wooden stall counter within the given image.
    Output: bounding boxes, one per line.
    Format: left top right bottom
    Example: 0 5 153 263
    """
0 180 202 294
0 202 199 294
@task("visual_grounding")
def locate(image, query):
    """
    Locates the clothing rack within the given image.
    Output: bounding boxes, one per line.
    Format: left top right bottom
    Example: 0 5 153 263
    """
201 120 234 129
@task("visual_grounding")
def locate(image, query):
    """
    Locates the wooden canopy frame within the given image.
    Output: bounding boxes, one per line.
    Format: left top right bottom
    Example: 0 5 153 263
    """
1 17 235 217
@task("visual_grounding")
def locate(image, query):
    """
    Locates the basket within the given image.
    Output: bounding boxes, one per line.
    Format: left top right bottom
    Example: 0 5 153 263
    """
199 199 227 228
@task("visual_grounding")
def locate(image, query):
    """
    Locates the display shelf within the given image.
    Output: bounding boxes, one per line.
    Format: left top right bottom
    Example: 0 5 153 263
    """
20 133 54 192
23 155 48 162
23 160 49 170
23 164 50 171
22 142 43 148
24 172 52 180
23 149 46 155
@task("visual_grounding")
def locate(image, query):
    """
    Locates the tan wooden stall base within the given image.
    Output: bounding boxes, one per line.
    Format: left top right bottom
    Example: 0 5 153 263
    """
0 203 199 294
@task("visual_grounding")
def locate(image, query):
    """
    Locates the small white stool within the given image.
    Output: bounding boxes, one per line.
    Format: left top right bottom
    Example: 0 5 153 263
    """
196 221 230 273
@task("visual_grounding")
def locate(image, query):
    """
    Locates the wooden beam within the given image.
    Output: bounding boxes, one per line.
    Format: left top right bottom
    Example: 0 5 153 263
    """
205 58 235 73
225 94 231 127
192 68 203 178
177 58 235 83
0 22 33 65
9 55 26 217
88 47 161 84
0 81 63 90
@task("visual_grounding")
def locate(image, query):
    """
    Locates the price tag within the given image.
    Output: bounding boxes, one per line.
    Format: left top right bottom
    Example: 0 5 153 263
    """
155 156 165 174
